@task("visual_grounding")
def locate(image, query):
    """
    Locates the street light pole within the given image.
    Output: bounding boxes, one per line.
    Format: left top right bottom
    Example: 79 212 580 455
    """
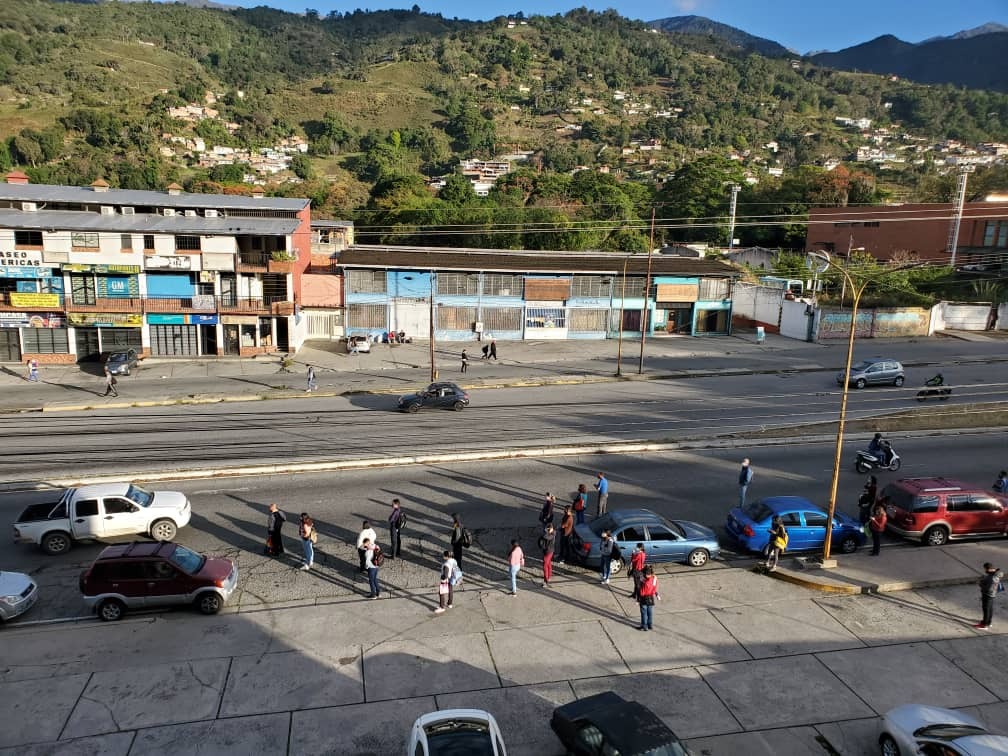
637 209 656 375
429 270 437 382
615 255 629 377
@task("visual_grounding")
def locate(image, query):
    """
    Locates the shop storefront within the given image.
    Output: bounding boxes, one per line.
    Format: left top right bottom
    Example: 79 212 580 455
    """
63 263 140 305
0 312 68 361
147 314 219 357
67 313 143 360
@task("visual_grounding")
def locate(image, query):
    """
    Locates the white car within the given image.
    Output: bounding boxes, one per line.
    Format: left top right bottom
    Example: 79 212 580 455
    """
346 335 371 353
408 709 507 756
0 571 38 622
879 704 1008 756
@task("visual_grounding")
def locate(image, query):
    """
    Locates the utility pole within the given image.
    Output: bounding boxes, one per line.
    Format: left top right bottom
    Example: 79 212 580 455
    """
638 209 656 375
429 271 437 382
946 165 974 268
727 184 741 250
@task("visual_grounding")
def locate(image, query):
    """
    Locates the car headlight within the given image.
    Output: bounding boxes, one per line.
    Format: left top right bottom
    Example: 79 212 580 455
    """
2 595 18 604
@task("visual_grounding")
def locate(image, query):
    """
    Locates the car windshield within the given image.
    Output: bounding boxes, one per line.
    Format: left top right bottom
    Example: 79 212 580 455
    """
914 724 987 740
108 353 126 363
850 361 874 372
742 501 773 522
169 545 205 574
425 720 495 756
589 514 618 535
125 485 154 508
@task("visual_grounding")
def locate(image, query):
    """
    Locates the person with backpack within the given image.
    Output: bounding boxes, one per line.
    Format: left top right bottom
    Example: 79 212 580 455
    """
298 512 317 571
994 470 1007 493
858 476 878 525
506 538 525 595
450 513 470 568
539 523 556 587
388 499 406 559
599 530 614 584
435 551 460 613
637 565 660 631
975 562 1004 630
628 543 646 599
356 520 377 573
764 516 788 571
572 484 588 525
363 538 381 599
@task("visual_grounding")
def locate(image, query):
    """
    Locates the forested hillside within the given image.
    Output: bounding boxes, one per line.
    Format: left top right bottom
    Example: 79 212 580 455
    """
1 1 1007 250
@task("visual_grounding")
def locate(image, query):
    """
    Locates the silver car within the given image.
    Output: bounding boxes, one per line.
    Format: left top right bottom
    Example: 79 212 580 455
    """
879 703 1008 756
836 358 904 389
0 571 38 622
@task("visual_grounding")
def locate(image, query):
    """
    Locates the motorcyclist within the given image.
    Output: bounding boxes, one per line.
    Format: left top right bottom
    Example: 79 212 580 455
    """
867 433 892 466
925 373 945 387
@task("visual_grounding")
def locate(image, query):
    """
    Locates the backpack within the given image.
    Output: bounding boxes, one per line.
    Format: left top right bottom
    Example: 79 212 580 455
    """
309 526 318 544
372 545 385 567
396 511 407 531
460 528 472 548
450 565 463 586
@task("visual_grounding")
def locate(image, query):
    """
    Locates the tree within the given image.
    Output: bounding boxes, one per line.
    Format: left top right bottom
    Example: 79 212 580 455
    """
289 154 313 180
209 163 248 183
438 173 476 205
656 155 747 243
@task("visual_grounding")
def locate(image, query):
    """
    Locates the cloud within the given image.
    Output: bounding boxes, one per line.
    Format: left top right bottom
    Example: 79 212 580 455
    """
673 0 701 11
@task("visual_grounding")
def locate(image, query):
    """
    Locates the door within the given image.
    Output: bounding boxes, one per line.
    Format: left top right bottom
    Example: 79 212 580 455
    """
945 494 988 536
104 562 149 606
201 324 218 356
776 512 802 549
864 362 885 385
100 497 148 537
75 328 100 362
969 495 1008 535
390 300 428 341
0 329 20 361
275 318 289 352
141 560 187 606
645 523 681 562
800 511 829 550
70 498 104 538
220 275 237 307
615 525 645 560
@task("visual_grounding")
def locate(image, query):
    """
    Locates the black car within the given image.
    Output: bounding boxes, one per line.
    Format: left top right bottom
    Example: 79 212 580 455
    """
398 382 470 413
105 348 139 376
551 692 690 756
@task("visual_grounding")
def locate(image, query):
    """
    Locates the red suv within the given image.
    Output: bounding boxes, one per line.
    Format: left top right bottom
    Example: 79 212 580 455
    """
79 541 238 621
882 478 1008 546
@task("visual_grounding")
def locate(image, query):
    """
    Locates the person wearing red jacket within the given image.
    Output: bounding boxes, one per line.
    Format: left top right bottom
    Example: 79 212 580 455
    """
628 543 646 599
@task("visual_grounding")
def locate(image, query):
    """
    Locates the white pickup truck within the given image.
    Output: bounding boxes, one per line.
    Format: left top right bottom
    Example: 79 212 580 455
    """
13 483 192 556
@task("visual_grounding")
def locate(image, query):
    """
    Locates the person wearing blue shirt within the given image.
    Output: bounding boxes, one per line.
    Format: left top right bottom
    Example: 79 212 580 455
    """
594 472 609 518
738 459 753 507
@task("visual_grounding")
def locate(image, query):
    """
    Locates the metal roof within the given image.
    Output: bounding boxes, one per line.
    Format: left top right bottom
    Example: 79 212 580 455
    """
0 183 308 212
338 245 740 277
0 209 300 235
311 220 354 228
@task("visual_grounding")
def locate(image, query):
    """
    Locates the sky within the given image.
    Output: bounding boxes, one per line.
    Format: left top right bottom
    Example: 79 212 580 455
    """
218 0 1008 54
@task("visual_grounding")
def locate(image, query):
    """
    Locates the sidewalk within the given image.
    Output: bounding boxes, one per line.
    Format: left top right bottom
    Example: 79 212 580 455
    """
2 332 1005 414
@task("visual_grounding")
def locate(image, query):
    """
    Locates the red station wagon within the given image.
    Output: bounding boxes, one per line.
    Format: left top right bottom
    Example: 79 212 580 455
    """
882 478 1008 546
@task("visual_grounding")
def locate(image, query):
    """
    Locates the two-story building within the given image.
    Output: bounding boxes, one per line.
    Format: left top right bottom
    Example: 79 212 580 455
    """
0 173 311 363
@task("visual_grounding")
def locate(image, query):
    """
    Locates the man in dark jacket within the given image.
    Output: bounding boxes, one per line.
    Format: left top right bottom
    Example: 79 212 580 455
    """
266 503 286 557
975 562 1004 630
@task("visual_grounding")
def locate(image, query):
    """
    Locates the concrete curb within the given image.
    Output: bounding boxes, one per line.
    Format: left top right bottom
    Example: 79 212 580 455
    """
764 566 981 595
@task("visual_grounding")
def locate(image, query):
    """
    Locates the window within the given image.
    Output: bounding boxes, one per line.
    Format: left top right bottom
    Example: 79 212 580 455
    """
647 525 678 541
571 275 610 298
346 303 387 329
21 328 69 354
699 278 730 300
481 306 521 332
617 527 643 541
107 562 145 580
946 494 981 512
803 512 828 527
437 306 477 330
437 273 479 296
482 273 521 297
910 495 940 514
71 231 99 249
569 308 608 332
143 234 155 251
103 498 135 514
779 512 802 526
120 234 133 251
76 499 99 517
175 235 201 251
14 230 43 247
146 561 176 580
70 274 96 305
347 270 387 294
969 495 1003 512
525 307 565 329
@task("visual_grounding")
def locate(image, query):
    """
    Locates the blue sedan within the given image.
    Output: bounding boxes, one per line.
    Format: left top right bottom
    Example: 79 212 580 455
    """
725 496 865 555
571 509 721 568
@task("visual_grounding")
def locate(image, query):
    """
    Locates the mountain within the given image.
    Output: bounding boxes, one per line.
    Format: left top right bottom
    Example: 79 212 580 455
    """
809 32 1008 92
924 22 1008 42
648 15 792 58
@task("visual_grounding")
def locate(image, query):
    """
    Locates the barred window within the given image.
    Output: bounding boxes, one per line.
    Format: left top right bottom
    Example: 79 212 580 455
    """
438 306 477 329
14 230 43 247
482 307 522 332
569 308 609 331
482 274 521 297
22 328 69 354
346 303 387 329
571 275 611 298
175 235 201 251
699 278 730 300
71 231 99 249
347 270 387 294
612 276 646 297
437 273 479 296
525 307 566 329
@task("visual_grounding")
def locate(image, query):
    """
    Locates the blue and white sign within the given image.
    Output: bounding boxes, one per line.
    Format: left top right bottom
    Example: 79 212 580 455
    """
0 265 50 278
106 276 131 297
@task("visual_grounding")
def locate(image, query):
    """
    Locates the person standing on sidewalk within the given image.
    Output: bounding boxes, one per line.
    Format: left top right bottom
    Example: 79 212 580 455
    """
539 523 556 587
868 503 887 556
298 513 316 570
738 458 753 507
488 339 498 361
539 492 556 529
356 520 377 573
388 499 405 559
306 364 317 392
460 349 469 373
435 551 459 613
975 562 1003 630
572 484 588 525
594 473 609 518
599 530 614 584
558 506 574 563
628 543 646 599
103 367 118 397
450 513 465 568
506 539 525 595
266 503 286 557
363 538 381 598
637 565 660 631
764 516 788 571
26 359 39 382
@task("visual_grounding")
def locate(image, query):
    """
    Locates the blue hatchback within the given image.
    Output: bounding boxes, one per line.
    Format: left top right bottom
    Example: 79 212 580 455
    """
725 496 865 555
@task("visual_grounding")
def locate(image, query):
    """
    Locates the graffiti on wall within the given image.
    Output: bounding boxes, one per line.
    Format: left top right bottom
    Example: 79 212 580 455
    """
817 307 930 339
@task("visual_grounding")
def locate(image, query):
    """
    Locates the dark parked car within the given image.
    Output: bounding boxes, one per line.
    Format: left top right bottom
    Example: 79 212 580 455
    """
80 541 237 621
551 692 690 756
725 496 865 554
398 382 470 413
571 509 721 569
105 348 139 376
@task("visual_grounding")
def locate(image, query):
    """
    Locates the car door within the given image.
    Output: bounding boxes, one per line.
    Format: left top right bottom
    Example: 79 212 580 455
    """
801 511 829 549
141 559 187 607
70 498 104 539
615 526 645 561
105 562 149 607
645 523 685 562
971 495 1008 535
100 496 147 537
865 362 884 385
944 494 979 536
774 512 802 550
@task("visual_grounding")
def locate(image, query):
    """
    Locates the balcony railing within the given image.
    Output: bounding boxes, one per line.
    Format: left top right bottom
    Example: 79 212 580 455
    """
0 292 292 315
237 252 270 271
65 297 144 313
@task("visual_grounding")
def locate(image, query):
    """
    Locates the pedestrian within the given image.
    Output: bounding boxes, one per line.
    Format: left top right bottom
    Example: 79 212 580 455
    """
539 523 556 587
265 503 286 557
628 543 646 599
594 472 609 518
558 505 574 563
868 503 887 556
26 359 39 382
306 364 317 392
363 538 381 598
103 367 118 397
858 475 878 526
994 470 1007 493
572 484 588 525
460 349 469 373
764 515 788 571
539 492 556 529
506 538 525 595
599 530 614 584
975 562 1003 630
488 339 498 361
481 343 489 360
450 513 465 568
435 551 460 613
298 512 316 570
388 499 405 559
738 458 753 507
637 565 660 631
356 520 377 573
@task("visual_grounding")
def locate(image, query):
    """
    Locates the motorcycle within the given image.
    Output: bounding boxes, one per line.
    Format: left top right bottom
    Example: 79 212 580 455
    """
916 374 952 402
855 445 902 473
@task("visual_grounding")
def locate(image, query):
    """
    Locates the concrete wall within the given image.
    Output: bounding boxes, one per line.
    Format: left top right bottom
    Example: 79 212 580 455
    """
999 303 1008 330
780 299 813 341
730 283 782 331
817 307 930 340
935 302 994 331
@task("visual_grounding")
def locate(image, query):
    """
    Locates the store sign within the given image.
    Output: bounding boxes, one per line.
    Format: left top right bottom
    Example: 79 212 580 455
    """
221 315 258 325
68 313 142 328
0 250 44 267
0 312 64 328
9 292 61 308
0 265 52 278
63 263 141 274
148 314 219 326
106 277 131 297
146 255 192 271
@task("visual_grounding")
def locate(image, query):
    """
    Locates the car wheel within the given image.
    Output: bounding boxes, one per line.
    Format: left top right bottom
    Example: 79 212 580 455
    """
889 457 902 471
150 519 177 542
923 526 949 547
855 378 866 389
894 376 904 387
939 391 950 401
41 531 72 556
916 391 927 402
687 548 709 567
97 598 125 622
452 401 465 411
879 734 901 756
407 404 420 414
856 459 871 474
610 558 623 575
196 592 223 615
839 535 859 554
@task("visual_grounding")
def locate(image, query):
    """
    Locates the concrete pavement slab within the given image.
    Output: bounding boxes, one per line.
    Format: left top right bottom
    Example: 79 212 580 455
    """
129 713 290 755
815 547 982 591
814 717 881 756
290 696 435 756
604 609 751 672
818 642 999 714
930 635 1008 699
892 584 987 629
572 668 742 739
362 634 500 702
435 681 575 756
219 647 363 718
814 592 976 646
712 599 865 658
697 655 874 729
62 658 230 739
481 579 628 628
960 701 1008 735
684 726 827 756
0 673 91 748
487 620 628 687
0 733 134 756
